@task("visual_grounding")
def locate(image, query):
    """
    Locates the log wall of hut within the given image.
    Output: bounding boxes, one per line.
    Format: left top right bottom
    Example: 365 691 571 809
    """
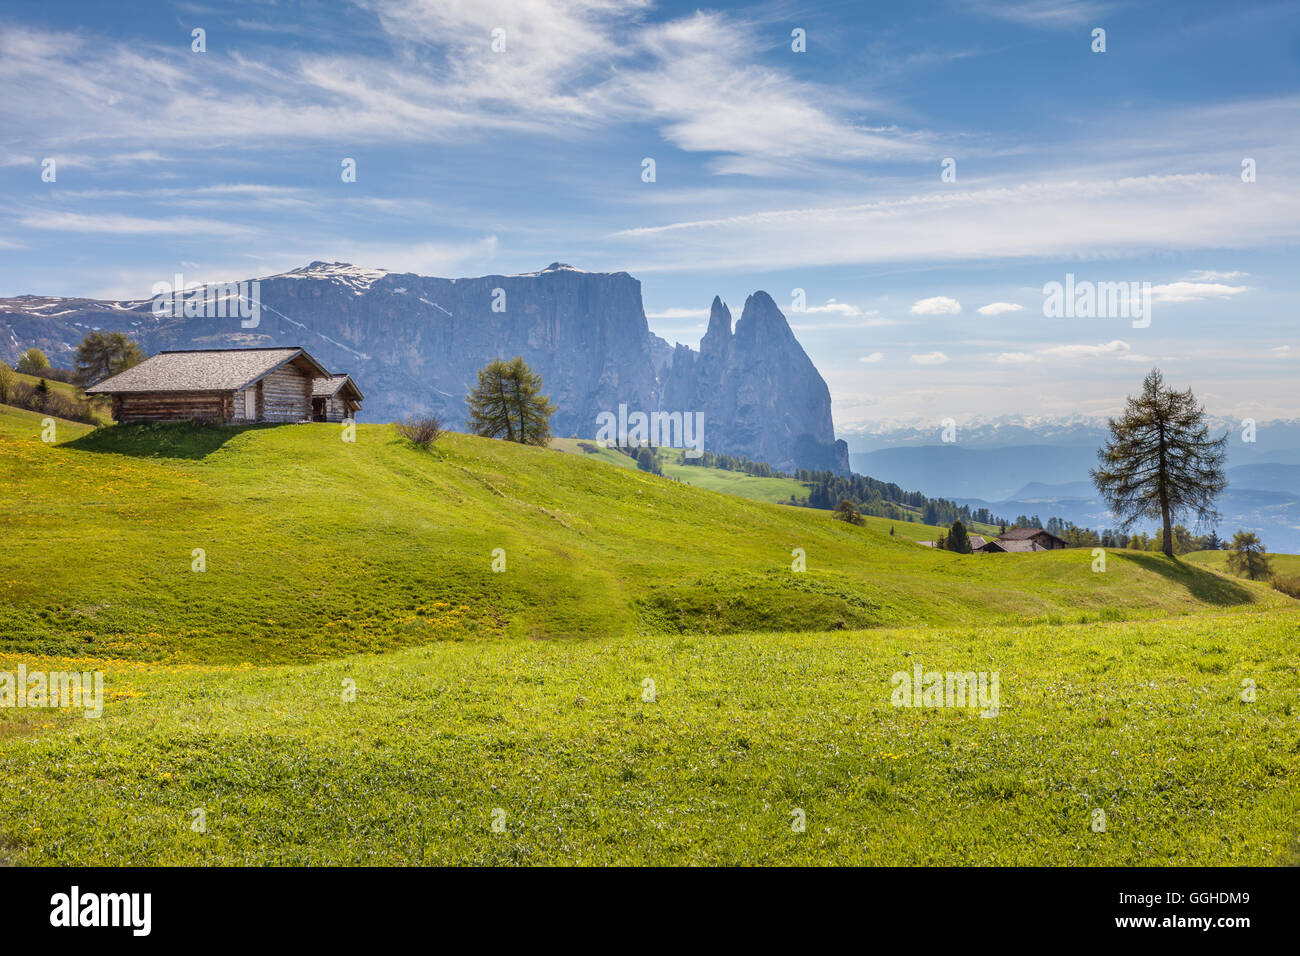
113 391 231 424
323 394 360 422
258 365 313 422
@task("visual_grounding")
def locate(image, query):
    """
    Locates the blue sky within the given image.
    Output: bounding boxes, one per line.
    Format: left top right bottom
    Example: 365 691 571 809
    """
1 0 1298 433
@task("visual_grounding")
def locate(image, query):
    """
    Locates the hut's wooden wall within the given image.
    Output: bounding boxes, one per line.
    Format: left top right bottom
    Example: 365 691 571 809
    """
258 365 313 422
231 386 255 423
114 392 230 424
323 394 360 422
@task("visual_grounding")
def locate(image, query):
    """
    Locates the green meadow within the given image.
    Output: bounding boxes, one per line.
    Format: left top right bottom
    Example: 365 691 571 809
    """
1 406 1297 865
1186 548 1300 579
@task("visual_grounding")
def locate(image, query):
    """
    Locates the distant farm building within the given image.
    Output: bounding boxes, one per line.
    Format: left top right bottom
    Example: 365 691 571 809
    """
918 534 988 550
978 528 1069 553
86 347 362 424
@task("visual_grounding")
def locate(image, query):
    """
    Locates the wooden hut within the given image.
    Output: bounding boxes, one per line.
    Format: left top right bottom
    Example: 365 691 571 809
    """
977 528 1069 553
86 347 353 424
311 374 364 422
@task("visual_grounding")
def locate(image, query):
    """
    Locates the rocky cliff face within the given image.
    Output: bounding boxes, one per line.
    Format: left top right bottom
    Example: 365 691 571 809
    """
661 292 849 473
0 261 848 474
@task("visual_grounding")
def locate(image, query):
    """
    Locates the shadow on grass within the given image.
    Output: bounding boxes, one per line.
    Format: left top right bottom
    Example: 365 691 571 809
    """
1114 551 1255 606
65 421 257 460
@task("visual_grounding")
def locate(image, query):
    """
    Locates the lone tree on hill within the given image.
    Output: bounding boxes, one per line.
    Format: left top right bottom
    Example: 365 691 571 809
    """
834 499 864 525
1227 530 1271 580
465 356 556 447
74 332 143 386
945 519 972 554
1091 369 1227 557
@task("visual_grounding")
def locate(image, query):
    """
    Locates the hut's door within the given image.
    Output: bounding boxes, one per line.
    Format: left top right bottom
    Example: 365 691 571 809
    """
243 388 256 421
312 397 327 422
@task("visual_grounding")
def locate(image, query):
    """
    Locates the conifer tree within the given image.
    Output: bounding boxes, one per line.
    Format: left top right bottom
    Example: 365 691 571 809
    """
465 357 556 446
1092 369 1226 557
1226 531 1271 580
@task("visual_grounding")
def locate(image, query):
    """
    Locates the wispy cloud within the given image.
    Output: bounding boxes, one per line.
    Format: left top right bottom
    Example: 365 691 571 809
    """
962 0 1110 27
0 4 924 177
17 211 257 238
611 172 1300 272
996 340 1152 364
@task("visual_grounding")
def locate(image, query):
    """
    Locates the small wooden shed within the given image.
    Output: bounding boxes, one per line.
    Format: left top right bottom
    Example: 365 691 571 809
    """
86 347 353 424
311 374 364 422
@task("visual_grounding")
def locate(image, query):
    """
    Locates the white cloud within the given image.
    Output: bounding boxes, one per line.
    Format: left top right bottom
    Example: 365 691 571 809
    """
993 351 1035 364
804 299 873 316
1149 281 1249 304
1039 340 1150 362
977 301 1024 316
910 296 962 315
859 352 884 363
1272 345 1293 357
910 351 950 366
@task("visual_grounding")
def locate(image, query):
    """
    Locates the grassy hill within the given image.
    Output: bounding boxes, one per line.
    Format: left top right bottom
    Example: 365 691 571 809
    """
3 407 1298 865
1186 548 1300 578
552 438 1001 537
2 409 1285 665
8 369 113 424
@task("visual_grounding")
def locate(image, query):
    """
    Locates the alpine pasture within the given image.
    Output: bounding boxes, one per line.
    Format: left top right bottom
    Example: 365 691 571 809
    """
1 408 1297 865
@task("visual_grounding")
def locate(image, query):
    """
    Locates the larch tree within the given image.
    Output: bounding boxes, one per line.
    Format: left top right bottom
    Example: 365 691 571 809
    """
1226 530 1271 581
465 357 556 447
1091 369 1227 558
74 332 143 386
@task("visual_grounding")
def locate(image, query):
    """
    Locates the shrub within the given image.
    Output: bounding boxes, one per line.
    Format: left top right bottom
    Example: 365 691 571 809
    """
834 499 864 526
396 415 443 448
1271 575 1300 599
1 379 98 424
0 362 14 405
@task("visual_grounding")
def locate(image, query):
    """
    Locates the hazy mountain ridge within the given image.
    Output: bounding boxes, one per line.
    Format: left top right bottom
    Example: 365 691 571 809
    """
851 431 1300 552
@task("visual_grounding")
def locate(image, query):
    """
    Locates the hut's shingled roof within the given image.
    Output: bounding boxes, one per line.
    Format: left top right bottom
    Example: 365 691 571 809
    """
999 527 1066 544
312 373 363 401
86 347 324 394
988 539 1048 552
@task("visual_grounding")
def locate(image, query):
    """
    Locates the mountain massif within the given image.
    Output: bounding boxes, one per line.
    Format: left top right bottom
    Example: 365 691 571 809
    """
0 261 848 473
